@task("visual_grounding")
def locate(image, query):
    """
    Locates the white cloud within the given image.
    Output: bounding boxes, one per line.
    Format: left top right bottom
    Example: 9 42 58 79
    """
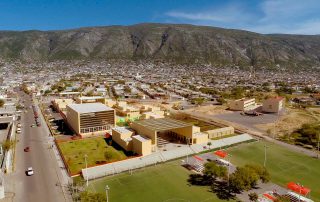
165 0 320 34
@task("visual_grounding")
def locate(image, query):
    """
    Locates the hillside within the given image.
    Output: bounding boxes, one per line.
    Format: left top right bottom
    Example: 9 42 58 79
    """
1 23 320 67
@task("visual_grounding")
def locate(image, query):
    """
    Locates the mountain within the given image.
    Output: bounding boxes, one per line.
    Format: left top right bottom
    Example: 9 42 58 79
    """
1 23 320 68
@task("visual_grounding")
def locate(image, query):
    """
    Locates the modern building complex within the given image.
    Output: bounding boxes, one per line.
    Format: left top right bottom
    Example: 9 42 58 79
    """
229 98 256 111
130 118 208 152
66 103 115 137
262 97 284 113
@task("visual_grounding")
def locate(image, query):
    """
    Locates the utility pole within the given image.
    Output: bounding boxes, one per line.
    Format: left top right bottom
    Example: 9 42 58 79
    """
317 132 320 159
105 185 110 202
264 144 268 167
84 154 88 187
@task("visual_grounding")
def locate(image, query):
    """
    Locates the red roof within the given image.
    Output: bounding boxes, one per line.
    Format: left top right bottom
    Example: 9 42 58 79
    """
214 150 228 158
287 182 311 195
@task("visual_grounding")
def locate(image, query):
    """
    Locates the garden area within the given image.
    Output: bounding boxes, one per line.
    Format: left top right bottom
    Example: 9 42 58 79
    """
57 137 127 174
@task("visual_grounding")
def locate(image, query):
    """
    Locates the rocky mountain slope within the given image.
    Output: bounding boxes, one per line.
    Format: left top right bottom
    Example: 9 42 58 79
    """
1 23 320 68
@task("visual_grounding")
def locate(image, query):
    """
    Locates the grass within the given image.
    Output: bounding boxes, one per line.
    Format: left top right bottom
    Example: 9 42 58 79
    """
88 160 235 202
227 140 320 201
58 137 127 174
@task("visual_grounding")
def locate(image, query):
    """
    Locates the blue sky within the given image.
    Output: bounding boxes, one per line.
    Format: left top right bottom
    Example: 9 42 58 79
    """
0 0 319 34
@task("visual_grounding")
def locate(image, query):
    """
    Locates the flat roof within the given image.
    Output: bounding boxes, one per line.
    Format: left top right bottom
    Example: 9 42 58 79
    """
132 135 150 142
68 103 113 113
133 118 192 131
77 96 106 100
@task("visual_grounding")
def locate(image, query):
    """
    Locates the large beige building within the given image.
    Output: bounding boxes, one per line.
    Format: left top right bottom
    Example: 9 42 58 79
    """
229 98 256 111
130 118 208 151
66 103 115 137
262 97 284 113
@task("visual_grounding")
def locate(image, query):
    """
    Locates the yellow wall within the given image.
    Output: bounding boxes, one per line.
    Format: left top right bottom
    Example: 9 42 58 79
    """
205 127 234 139
112 129 134 151
132 136 152 156
66 106 80 134
130 122 157 145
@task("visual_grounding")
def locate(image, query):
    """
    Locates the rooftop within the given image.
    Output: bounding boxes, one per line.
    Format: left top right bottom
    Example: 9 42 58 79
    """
68 103 113 113
133 118 192 131
132 135 150 142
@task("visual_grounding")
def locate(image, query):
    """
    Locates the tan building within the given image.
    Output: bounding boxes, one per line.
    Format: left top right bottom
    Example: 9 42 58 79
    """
75 96 110 105
262 97 284 113
229 98 256 111
205 126 235 139
131 118 208 151
66 103 115 137
52 99 74 112
112 127 152 156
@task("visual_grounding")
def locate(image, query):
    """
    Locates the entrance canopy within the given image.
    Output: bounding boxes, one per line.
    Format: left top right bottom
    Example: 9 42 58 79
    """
287 182 311 195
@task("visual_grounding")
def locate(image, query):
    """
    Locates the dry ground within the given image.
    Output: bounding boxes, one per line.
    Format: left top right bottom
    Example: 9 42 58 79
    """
184 105 230 115
255 107 320 137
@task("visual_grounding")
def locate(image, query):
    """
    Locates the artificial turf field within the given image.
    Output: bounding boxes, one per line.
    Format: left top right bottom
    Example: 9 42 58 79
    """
88 160 234 202
227 140 320 201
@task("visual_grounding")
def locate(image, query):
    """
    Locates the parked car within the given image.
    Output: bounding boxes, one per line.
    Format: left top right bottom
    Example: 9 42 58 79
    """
26 167 34 176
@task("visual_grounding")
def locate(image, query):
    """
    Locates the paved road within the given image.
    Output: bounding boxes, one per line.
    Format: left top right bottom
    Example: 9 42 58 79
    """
5 92 66 202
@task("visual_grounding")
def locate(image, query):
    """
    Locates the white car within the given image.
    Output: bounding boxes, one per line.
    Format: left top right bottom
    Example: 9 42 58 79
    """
26 167 34 176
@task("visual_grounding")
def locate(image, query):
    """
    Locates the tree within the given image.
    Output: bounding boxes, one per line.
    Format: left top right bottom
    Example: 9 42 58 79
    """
2 140 15 151
248 192 258 202
245 164 270 183
229 167 259 191
207 142 212 149
104 151 114 162
204 161 227 179
0 99 4 107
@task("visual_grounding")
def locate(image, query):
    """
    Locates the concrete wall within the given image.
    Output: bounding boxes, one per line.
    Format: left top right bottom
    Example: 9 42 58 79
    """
132 136 152 156
262 99 284 113
112 129 133 151
205 126 234 139
130 123 157 145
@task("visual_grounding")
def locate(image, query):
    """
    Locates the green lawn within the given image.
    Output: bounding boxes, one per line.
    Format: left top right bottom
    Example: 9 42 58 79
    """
228 141 320 201
88 160 235 202
58 137 127 174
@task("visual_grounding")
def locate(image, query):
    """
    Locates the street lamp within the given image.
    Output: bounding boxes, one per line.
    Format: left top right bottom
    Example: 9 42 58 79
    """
84 154 88 187
105 185 110 202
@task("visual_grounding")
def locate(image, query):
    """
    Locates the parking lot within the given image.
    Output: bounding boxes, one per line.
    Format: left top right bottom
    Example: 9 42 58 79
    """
214 111 281 131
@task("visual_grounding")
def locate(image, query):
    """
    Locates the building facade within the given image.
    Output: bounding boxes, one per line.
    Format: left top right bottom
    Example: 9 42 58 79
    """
66 103 115 137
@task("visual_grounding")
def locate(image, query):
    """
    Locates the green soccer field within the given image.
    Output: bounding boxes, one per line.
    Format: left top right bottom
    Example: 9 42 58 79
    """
227 140 320 201
88 160 235 202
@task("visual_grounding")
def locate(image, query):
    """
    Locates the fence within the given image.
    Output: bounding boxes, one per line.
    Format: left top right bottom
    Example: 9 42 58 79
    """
82 133 254 180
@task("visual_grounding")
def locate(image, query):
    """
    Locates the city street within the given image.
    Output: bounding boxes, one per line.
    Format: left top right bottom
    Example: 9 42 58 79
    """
4 92 67 202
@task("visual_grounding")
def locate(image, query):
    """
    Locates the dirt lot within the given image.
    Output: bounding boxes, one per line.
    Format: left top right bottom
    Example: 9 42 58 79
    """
255 107 320 137
184 105 230 115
